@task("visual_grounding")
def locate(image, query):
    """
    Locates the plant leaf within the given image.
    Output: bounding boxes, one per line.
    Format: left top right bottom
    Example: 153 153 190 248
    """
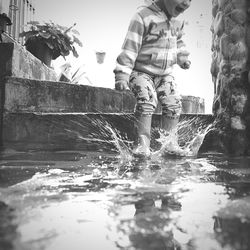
19 20 82 59
71 29 80 35
72 35 83 47
38 31 51 39
44 41 54 50
72 46 79 58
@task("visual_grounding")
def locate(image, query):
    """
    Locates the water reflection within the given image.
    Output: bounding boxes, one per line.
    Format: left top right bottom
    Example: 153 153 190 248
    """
214 216 250 250
0 149 250 249
214 196 250 250
0 201 18 250
128 197 182 250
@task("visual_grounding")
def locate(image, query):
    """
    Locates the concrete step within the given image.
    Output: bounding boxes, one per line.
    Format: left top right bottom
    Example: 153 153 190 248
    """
2 77 205 114
1 77 207 152
2 112 214 151
2 77 135 113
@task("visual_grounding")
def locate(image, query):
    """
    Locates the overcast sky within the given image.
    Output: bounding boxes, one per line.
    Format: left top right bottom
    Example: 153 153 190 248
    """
34 0 144 52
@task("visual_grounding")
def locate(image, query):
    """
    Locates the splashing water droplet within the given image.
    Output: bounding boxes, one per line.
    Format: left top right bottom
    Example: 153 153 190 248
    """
186 123 213 156
151 118 214 158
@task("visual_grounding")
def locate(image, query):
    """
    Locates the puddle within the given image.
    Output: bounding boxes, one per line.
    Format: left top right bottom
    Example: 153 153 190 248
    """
0 150 250 250
1 116 250 250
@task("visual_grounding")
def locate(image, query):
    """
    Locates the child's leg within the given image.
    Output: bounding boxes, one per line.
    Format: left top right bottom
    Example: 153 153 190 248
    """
156 75 182 134
129 71 158 155
156 75 184 154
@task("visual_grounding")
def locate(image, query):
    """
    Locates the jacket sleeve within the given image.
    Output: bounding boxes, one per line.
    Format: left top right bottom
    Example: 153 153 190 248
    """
174 20 190 66
114 12 144 83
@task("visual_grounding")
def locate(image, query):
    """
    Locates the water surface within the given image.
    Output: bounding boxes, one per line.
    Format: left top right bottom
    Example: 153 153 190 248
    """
1 148 250 250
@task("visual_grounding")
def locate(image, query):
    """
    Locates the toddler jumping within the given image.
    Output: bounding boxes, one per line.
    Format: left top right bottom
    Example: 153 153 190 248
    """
114 0 192 157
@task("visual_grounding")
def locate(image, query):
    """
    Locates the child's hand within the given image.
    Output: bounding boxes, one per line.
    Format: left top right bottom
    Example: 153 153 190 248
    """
180 60 191 69
115 80 129 91
177 50 190 70
115 72 130 91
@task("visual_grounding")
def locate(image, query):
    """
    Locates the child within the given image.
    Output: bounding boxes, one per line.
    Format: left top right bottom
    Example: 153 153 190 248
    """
114 0 191 157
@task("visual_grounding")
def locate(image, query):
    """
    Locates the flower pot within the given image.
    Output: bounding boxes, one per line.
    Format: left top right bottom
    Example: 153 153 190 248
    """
25 37 53 67
95 51 106 64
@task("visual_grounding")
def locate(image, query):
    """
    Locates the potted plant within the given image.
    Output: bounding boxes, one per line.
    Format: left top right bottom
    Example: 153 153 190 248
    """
19 21 83 67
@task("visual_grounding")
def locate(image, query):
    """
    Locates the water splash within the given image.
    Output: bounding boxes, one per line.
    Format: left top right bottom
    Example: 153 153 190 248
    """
80 115 135 163
152 117 214 158
104 122 134 163
186 123 213 156
101 115 214 160
51 114 134 158
50 114 214 161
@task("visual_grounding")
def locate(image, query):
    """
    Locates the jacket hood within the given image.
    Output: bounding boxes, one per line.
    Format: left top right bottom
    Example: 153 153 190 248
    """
147 0 171 19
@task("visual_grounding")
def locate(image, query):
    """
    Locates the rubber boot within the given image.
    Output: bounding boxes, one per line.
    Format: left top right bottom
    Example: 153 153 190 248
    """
162 115 179 132
161 115 184 155
133 114 152 157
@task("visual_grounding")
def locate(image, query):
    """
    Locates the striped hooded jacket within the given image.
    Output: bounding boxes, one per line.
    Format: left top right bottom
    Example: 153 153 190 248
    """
114 2 188 83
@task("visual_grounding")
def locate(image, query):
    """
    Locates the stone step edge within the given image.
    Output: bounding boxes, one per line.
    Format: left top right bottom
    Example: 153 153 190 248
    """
3 111 213 117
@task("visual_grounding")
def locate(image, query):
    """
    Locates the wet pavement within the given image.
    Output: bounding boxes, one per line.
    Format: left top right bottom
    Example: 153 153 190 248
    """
0 149 250 250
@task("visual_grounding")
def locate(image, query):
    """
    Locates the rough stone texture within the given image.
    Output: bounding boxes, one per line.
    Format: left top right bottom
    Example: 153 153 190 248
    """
2 77 204 114
1 33 17 43
2 77 135 113
210 0 250 155
0 42 57 81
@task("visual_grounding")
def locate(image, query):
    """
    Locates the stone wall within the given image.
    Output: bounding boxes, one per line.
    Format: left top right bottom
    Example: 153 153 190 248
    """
210 0 250 155
1 77 205 114
2 77 136 113
0 42 57 81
